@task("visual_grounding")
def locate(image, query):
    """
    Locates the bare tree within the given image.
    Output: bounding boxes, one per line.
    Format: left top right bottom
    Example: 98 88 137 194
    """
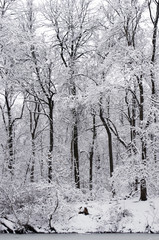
43 0 95 188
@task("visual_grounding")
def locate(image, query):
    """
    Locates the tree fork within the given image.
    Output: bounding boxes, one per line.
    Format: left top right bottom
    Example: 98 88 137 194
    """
99 103 113 177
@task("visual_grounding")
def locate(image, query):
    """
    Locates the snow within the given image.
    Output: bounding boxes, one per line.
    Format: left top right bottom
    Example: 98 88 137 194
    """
0 194 159 234
52 198 159 233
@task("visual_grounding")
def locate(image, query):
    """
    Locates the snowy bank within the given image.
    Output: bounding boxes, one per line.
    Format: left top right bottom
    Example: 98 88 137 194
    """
0 183 159 234
51 198 159 234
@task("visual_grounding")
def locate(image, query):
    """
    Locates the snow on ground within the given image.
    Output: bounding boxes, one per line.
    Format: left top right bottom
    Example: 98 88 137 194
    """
1 197 159 233
54 198 159 233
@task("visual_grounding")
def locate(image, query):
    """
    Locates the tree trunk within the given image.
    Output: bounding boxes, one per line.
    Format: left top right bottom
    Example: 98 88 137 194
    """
89 112 96 191
40 134 44 177
99 105 113 177
30 136 35 182
140 178 147 201
48 99 54 183
72 111 80 188
8 123 14 175
7 105 14 176
131 86 137 143
149 1 159 163
138 75 147 201
70 73 80 188
149 0 159 97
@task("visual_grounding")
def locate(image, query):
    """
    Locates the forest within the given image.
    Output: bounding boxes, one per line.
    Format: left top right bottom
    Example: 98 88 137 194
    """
0 0 159 234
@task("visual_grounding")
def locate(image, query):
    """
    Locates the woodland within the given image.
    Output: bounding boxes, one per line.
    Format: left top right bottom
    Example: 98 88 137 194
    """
0 0 159 234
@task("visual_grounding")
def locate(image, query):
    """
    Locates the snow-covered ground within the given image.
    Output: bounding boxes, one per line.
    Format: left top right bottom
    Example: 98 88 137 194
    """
1 196 159 234
54 198 159 233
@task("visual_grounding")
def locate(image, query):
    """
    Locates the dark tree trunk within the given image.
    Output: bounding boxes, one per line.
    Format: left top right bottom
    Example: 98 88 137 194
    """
70 77 80 188
149 0 159 96
30 136 35 183
48 99 54 183
89 112 96 191
6 99 14 175
99 105 113 177
140 179 147 201
138 75 147 201
8 122 14 175
131 89 136 143
148 1 159 163
72 112 80 188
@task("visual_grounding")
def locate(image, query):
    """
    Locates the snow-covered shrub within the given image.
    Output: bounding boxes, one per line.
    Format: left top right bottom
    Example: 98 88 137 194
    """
109 205 133 232
110 161 140 199
111 148 159 199
62 185 87 203
0 181 60 230
146 161 159 197
86 186 111 201
0 180 93 231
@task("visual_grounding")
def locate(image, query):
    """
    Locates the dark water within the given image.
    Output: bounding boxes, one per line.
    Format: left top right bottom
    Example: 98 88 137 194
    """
0 233 158 240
